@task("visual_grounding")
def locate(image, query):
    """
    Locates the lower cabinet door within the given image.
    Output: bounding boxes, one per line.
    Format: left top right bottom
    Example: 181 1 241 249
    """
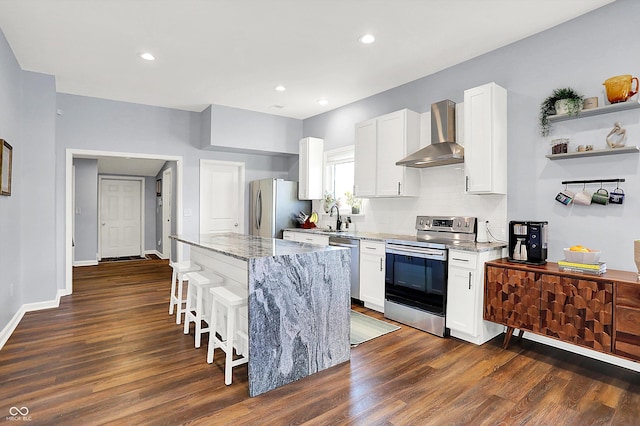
484 265 541 332
540 274 613 352
446 267 476 335
359 242 385 312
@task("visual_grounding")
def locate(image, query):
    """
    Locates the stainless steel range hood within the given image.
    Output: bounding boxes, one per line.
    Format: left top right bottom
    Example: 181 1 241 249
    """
396 100 464 168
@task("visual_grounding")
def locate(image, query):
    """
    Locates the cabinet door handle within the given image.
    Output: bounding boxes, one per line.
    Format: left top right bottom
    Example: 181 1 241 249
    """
380 258 383 271
468 272 472 290
465 176 469 192
397 182 401 195
452 258 469 262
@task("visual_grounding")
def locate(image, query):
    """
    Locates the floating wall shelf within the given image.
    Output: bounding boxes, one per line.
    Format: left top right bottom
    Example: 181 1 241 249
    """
548 99 640 123
546 146 639 160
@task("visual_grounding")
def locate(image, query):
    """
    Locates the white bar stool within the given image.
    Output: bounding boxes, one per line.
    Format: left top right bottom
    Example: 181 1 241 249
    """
183 271 224 348
169 261 201 324
207 286 249 385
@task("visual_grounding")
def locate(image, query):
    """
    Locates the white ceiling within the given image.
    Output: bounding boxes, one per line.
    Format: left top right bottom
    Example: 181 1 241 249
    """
0 0 614 120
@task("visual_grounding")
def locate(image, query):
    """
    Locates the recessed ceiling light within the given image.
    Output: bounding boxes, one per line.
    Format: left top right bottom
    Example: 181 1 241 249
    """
359 34 375 44
274 85 286 92
140 52 155 61
318 99 329 106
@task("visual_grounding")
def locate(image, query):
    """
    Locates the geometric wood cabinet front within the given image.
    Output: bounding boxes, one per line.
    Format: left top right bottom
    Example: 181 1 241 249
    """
484 265 541 332
615 282 640 361
540 274 613 353
484 259 640 365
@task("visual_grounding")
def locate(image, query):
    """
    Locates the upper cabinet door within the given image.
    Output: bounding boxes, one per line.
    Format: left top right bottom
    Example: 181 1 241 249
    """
376 111 407 196
354 109 420 198
298 137 324 200
354 119 377 197
464 82 507 195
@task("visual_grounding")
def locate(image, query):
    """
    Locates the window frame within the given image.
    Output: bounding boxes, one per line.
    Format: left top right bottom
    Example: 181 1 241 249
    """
323 145 356 215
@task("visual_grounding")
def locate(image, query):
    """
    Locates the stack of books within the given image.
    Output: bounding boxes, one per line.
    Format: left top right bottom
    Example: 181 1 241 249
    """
557 260 607 275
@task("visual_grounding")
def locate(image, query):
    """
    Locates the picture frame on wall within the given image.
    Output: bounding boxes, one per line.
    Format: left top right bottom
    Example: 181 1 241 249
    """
0 139 12 196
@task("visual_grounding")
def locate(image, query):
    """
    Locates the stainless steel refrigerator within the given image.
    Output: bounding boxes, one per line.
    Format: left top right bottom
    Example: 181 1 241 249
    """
249 179 311 239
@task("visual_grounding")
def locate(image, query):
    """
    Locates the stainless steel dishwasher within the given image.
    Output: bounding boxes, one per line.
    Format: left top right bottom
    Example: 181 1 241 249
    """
329 235 360 300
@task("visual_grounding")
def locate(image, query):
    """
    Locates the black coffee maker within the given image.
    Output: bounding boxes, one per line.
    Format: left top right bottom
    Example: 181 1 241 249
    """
508 221 548 265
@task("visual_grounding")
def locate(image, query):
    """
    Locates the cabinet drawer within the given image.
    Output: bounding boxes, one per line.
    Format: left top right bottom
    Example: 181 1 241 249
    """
616 306 640 335
617 283 640 309
449 251 477 269
360 241 385 256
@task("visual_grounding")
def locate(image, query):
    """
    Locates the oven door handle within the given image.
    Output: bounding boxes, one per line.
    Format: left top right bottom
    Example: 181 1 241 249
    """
386 246 447 260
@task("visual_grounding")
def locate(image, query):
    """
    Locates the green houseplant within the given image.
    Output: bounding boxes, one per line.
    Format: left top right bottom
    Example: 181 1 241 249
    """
539 87 584 137
345 191 361 214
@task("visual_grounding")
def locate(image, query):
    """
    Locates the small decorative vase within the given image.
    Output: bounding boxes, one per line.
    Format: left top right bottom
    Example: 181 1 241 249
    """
351 206 360 214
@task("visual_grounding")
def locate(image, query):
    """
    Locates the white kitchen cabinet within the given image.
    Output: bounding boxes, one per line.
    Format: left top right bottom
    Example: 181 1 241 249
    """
354 109 420 198
463 82 507 195
359 241 386 313
354 119 377 197
282 230 329 246
298 137 324 200
446 248 504 345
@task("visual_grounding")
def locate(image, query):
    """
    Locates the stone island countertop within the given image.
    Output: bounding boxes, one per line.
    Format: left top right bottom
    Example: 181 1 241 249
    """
171 233 351 397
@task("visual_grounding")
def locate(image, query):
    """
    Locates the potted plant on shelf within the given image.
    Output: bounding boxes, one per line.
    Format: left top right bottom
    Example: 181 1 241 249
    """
345 191 362 214
539 87 584 137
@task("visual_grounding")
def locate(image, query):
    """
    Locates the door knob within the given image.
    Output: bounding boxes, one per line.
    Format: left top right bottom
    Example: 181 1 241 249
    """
234 223 239 227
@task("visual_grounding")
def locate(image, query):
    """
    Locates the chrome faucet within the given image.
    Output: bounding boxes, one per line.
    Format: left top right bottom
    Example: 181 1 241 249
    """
329 205 342 231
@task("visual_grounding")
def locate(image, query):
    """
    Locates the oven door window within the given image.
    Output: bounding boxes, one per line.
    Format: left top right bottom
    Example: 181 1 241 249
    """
386 254 446 296
395 255 427 292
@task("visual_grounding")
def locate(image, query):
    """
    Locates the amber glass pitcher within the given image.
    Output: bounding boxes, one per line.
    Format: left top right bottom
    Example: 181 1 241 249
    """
603 74 639 103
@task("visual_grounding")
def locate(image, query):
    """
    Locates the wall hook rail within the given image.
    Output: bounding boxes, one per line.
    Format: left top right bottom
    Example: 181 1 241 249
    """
561 178 625 185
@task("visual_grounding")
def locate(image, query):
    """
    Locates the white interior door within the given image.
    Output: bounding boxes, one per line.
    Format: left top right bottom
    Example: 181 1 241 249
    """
200 160 245 234
162 169 172 260
100 177 143 258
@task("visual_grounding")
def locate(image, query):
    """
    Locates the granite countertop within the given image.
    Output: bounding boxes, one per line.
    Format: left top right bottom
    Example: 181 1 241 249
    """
171 233 343 261
284 228 507 253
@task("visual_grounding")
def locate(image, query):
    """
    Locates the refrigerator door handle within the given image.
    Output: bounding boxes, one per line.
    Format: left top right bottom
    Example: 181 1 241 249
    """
256 189 262 230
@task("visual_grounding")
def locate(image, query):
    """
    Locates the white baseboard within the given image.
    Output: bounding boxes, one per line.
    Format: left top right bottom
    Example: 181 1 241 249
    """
0 306 26 350
521 330 640 372
145 249 165 259
73 260 99 267
0 289 69 350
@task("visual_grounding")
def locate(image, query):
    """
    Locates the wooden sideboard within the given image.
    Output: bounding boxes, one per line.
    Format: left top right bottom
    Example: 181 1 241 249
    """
484 258 640 363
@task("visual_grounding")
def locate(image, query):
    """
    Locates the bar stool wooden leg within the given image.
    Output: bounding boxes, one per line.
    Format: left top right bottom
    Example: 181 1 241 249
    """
225 304 236 385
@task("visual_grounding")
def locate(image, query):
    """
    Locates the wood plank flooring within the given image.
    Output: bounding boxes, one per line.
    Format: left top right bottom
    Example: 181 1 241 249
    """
1 258 639 425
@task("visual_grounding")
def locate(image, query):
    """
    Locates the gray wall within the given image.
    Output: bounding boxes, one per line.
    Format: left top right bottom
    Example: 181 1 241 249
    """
73 158 98 263
304 0 640 270
203 104 303 155
0 28 24 330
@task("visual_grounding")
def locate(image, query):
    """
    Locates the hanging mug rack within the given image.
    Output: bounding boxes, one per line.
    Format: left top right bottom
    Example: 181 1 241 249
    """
556 178 626 206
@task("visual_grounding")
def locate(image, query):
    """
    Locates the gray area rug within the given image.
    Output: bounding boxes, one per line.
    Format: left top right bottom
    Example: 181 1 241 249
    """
350 309 400 346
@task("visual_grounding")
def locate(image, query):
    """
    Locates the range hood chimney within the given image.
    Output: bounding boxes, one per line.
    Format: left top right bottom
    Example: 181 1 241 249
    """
396 100 464 168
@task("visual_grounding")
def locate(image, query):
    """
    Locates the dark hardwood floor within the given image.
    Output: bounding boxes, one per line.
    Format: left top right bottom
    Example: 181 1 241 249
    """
1 258 639 425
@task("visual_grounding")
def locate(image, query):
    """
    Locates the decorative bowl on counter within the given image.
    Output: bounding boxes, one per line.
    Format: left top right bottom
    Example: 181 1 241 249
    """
563 248 601 264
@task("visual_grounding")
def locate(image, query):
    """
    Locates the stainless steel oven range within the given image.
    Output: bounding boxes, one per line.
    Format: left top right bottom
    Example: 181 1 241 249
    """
384 215 477 337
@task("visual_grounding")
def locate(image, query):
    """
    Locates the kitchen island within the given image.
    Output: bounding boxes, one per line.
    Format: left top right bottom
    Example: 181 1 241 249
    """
171 233 351 397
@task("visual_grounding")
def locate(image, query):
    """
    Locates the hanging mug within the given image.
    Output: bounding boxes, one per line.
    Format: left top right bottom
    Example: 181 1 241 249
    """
592 188 609 205
574 189 592 205
555 188 574 205
609 188 625 204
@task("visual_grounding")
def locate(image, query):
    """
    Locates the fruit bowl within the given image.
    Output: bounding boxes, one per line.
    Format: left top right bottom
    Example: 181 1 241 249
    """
563 248 601 264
